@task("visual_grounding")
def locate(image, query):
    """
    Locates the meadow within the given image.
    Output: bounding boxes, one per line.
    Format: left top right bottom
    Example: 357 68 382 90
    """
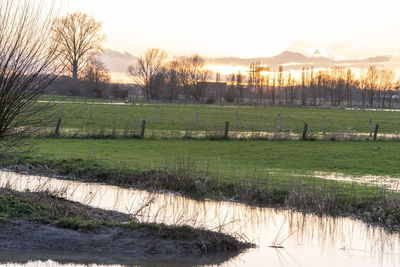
40 101 400 135
18 138 400 180
6 101 400 229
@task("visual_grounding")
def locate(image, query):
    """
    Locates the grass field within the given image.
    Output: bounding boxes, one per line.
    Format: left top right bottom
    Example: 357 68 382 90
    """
7 137 400 230
40 102 400 135
8 100 400 230
18 138 400 180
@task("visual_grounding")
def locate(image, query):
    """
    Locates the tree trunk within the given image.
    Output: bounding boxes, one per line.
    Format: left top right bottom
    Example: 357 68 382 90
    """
72 60 78 80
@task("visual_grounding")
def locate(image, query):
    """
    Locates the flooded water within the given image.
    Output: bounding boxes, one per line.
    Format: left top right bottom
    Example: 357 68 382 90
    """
312 171 400 191
1 171 400 267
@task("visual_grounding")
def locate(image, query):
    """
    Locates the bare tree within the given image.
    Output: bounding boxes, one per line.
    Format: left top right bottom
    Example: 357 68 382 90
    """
224 74 236 103
301 67 306 105
165 60 179 103
345 69 354 107
83 57 110 84
215 71 222 105
379 69 395 108
277 66 284 104
366 66 378 108
175 54 211 102
128 48 167 101
83 56 110 98
236 71 245 103
51 12 105 80
287 72 295 104
0 0 60 157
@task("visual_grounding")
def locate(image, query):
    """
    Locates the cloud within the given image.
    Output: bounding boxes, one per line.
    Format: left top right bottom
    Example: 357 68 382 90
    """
207 51 391 71
99 49 137 73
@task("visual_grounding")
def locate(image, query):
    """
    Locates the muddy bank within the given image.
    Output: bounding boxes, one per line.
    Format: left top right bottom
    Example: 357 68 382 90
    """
0 220 242 266
0 188 252 265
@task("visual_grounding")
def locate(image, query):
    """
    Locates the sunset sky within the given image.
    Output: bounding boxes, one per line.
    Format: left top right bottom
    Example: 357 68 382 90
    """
53 0 400 82
60 0 400 59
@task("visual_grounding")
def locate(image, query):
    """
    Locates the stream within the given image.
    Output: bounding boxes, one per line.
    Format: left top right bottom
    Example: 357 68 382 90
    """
0 171 399 267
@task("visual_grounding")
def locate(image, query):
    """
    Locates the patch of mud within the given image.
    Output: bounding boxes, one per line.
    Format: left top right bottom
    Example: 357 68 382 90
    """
0 220 243 266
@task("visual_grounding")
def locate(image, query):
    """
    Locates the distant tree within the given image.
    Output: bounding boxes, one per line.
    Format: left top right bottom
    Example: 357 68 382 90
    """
109 84 128 99
301 67 306 105
187 55 211 101
271 71 276 105
51 12 105 80
215 72 222 104
366 66 378 108
277 66 285 104
334 68 346 106
316 71 323 105
175 55 211 102
236 71 245 103
128 48 168 101
165 60 179 102
379 69 395 108
345 69 354 107
287 72 295 104
0 0 60 157
309 67 317 105
83 57 110 98
224 74 236 103
358 71 368 108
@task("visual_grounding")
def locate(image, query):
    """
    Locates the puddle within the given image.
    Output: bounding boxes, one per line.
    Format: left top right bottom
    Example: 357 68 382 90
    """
0 171 399 267
311 171 400 191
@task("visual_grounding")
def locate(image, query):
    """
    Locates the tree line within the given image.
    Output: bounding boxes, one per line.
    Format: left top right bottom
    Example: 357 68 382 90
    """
128 49 212 102
129 50 400 109
245 63 399 108
44 10 400 108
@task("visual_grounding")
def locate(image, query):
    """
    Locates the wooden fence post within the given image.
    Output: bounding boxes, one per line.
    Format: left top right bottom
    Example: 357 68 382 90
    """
141 120 146 138
120 106 123 120
224 121 229 139
196 109 199 124
373 124 379 141
89 104 92 120
323 116 326 135
302 123 308 140
61 104 63 115
54 118 61 136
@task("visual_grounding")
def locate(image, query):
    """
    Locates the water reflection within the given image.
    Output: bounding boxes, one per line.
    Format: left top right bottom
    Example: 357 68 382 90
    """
0 171 399 267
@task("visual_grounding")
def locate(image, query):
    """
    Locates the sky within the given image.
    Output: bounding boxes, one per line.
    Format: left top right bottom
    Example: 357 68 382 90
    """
50 0 400 82
58 0 400 60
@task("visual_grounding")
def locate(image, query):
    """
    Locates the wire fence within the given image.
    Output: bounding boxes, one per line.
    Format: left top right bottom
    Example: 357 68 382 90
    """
35 101 400 140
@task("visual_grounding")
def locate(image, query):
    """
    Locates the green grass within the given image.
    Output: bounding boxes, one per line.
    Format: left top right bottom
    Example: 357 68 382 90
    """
7 137 400 230
17 138 400 180
0 188 130 227
39 102 400 134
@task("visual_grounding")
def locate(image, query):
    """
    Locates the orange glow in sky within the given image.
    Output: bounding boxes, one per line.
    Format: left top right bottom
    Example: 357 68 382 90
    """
59 0 400 59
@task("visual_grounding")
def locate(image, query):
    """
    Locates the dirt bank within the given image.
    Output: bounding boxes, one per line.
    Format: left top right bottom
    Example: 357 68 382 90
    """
0 188 252 265
0 220 243 266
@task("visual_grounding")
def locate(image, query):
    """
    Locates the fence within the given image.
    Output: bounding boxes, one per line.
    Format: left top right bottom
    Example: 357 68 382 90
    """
44 102 400 140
